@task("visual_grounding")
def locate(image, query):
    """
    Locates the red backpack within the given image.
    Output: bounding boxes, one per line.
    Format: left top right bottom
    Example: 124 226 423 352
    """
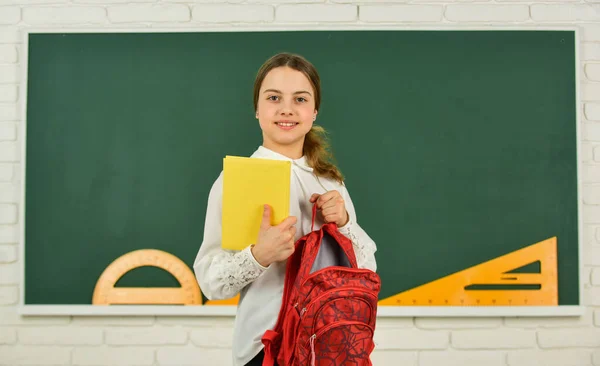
261 204 381 366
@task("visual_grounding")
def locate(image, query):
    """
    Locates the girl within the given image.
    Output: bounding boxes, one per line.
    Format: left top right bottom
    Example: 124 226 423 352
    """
193 52 377 366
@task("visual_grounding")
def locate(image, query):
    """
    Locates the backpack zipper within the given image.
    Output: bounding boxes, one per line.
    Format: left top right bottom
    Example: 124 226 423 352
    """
309 334 316 366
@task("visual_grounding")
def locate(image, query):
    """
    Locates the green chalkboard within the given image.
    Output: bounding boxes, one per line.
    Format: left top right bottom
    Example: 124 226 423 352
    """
23 30 579 313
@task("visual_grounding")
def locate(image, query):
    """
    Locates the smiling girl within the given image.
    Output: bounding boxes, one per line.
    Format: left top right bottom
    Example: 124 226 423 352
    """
193 52 377 366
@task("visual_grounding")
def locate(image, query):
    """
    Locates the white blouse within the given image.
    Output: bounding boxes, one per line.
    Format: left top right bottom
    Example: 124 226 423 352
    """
193 145 378 366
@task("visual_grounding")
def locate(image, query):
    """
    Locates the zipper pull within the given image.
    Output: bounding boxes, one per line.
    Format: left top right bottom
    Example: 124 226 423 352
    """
300 307 307 317
310 334 316 366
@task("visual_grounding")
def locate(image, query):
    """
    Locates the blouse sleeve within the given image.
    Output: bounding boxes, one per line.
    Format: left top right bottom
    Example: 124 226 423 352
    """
337 183 378 272
192 172 269 300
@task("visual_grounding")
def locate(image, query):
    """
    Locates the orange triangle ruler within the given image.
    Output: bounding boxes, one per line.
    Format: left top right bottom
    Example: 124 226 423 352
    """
378 237 558 306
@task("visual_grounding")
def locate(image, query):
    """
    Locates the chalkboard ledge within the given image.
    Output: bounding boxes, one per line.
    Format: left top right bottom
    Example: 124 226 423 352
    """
18 305 585 317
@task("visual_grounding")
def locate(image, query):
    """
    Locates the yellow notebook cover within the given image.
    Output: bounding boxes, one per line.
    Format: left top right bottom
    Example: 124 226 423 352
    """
222 156 291 251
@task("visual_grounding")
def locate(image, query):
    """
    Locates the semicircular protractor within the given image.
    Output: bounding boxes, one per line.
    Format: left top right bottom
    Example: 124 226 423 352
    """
92 249 202 305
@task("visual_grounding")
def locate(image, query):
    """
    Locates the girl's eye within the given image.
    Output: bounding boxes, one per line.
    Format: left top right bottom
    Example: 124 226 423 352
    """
268 95 279 101
296 97 306 103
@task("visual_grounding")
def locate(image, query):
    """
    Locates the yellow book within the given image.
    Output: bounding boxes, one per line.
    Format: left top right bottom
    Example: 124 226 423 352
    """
221 155 291 251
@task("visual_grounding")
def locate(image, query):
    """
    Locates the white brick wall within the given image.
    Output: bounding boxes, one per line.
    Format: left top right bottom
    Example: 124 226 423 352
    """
277 4 356 22
452 329 537 349
507 349 595 366
192 5 273 23
0 1 598 365
360 5 443 23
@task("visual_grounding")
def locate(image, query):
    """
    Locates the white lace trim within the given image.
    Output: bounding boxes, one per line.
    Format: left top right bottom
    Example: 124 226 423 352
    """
212 246 268 296
338 217 377 271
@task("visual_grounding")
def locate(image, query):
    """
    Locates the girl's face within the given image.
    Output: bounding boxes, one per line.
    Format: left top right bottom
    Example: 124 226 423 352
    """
256 66 317 158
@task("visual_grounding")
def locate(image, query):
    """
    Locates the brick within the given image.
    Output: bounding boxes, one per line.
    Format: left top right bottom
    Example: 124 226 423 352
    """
0 103 17 120
583 206 600 223
192 4 273 23
370 351 417 365
0 327 16 344
0 123 16 141
0 224 17 242
538 328 600 348
28 328 91 346
106 326 187 345
584 43 600 61
586 104 600 121
594 350 600 366
0 85 17 102
0 285 17 304
584 205 600 223
72 346 155 366
592 268 600 285
18 326 103 345
594 227 600 243
0 142 19 162
0 28 19 43
0 45 16 63
584 245 600 265
593 146 600 161
583 142 595 162
588 286 600 305
372 317 413 328
0 345 71 365
584 266 593 285
0 262 17 284
584 185 600 204
595 309 600 326
190 326 232 348
452 329 536 349
108 4 190 23
0 7 20 25
586 64 600 82
587 225 599 243
0 203 16 223
248 0 317 2
23 6 106 25
0 243 16 262
582 122 600 141
373 329 448 350
531 5 600 21
583 83 600 101
508 349 593 366
277 4 356 22
445 5 529 22
421 350 506 366
0 65 19 83
156 316 232 326
0 306 70 325
78 0 153 3
72 315 155 326
415 317 502 329
586 123 600 141
360 5 442 22
581 24 600 42
156 346 232 366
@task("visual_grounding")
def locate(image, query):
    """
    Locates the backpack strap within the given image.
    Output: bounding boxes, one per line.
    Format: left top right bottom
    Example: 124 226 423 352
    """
295 203 359 284
261 209 310 366
261 202 359 365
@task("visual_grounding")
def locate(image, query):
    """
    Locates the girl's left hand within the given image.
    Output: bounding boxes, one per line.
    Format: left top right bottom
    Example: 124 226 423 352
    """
310 190 349 228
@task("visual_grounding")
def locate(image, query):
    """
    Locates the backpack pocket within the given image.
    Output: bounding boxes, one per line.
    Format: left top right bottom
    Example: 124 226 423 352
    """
305 320 375 366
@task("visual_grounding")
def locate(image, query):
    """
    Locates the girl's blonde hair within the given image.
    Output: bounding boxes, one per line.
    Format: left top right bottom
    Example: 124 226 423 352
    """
253 52 344 184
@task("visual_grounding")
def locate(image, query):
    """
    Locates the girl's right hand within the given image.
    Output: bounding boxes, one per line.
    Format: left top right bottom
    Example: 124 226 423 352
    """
251 204 297 267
